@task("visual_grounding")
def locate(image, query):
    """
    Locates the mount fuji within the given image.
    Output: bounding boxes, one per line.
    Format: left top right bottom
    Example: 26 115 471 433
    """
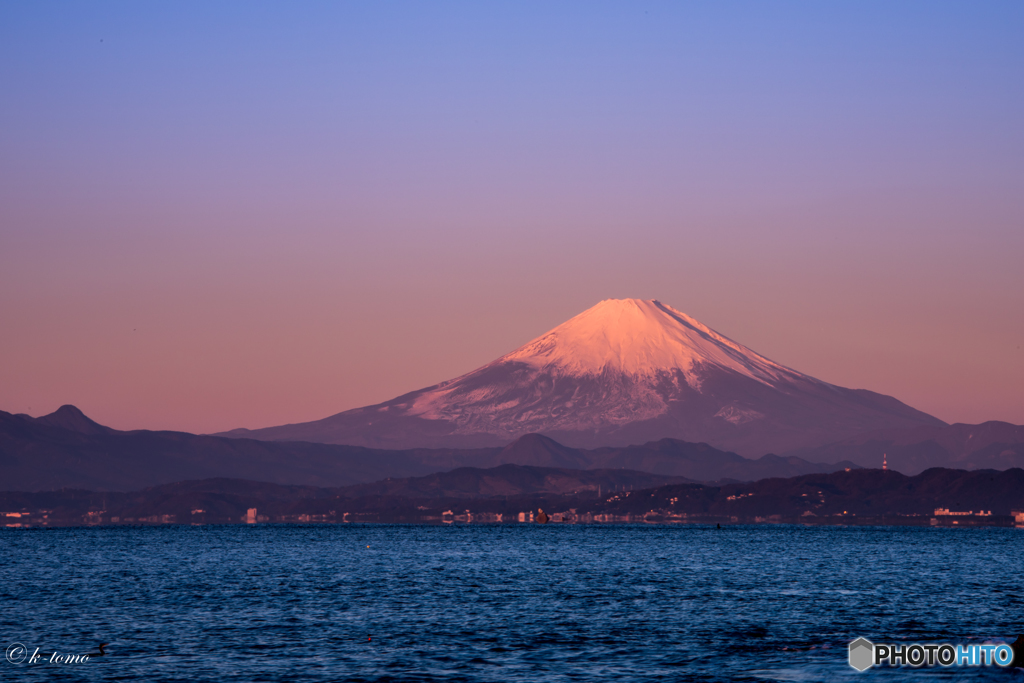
219 299 944 455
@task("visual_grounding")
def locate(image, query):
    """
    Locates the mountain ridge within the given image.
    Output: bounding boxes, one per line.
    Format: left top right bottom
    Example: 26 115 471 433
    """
0 407 860 491
6 404 1017 493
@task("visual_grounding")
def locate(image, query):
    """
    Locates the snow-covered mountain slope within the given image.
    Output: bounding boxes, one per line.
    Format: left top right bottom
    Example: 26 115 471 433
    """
218 299 945 455
501 299 801 384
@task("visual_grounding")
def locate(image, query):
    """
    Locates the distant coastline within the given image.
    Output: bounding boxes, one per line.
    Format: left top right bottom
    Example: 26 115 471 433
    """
4 466 1022 529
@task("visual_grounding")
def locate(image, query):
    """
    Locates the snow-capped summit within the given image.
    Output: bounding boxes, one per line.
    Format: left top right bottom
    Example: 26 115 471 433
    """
405 298 818 430
220 299 944 455
499 298 803 386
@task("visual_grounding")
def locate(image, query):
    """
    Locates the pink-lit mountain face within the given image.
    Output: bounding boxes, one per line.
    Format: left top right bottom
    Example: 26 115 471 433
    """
220 299 944 455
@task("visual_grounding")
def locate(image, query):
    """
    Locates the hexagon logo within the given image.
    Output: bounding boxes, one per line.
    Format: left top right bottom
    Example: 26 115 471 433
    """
849 638 874 672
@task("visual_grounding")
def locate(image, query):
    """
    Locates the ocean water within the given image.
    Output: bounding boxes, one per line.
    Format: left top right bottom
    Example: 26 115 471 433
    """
1 524 1022 682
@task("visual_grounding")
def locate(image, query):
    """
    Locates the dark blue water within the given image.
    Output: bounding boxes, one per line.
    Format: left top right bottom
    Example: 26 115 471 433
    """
2 524 1022 681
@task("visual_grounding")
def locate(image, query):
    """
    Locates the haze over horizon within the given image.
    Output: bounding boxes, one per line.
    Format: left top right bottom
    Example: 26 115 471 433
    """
2 2 1022 434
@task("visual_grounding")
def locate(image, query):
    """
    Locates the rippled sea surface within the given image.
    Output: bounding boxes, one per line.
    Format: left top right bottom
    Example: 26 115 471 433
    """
2 524 1023 681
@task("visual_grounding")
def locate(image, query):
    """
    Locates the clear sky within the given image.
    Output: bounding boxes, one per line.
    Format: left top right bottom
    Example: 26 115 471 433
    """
2 1 1022 433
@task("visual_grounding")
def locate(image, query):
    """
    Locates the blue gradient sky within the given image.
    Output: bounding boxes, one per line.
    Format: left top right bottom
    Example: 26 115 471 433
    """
2 2 1022 433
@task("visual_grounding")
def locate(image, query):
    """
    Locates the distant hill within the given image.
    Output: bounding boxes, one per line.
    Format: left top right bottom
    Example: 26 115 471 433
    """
487 433 863 482
593 467 1024 519
788 422 1024 474
335 463 694 498
0 408 446 491
0 407 861 491
26 404 113 435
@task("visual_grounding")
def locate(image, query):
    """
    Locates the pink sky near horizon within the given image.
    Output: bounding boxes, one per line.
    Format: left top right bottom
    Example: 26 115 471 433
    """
1 3 1022 433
